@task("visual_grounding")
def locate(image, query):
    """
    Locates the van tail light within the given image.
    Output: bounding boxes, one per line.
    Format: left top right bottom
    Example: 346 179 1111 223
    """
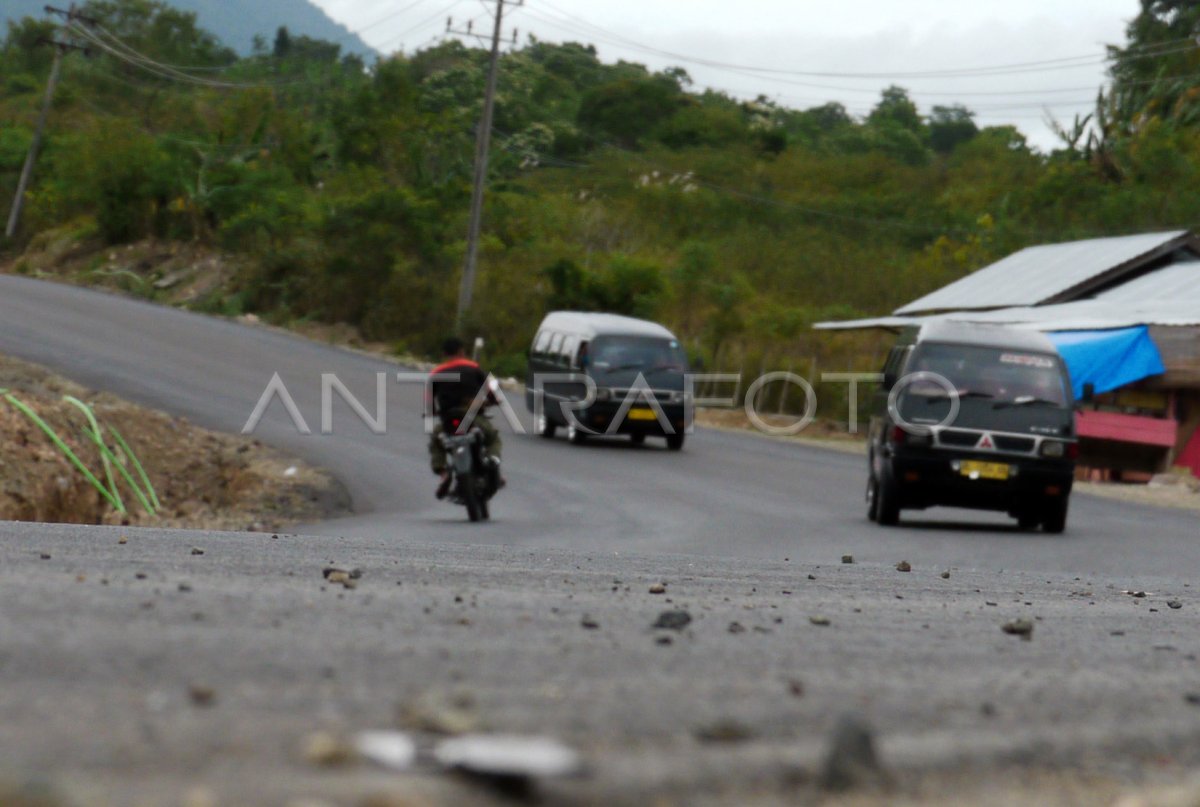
451 418 462 431
891 425 931 447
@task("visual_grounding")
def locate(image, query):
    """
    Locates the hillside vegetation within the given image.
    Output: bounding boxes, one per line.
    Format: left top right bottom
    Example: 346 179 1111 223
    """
4 0 1200 414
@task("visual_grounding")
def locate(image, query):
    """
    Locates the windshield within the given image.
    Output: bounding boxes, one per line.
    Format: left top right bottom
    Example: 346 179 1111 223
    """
589 335 687 373
903 344 1069 407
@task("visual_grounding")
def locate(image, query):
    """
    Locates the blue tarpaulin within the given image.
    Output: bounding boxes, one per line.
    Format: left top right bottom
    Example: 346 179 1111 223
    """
1047 326 1166 398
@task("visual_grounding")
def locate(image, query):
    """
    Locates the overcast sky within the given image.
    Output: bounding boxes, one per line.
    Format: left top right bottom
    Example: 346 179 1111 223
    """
314 0 1141 151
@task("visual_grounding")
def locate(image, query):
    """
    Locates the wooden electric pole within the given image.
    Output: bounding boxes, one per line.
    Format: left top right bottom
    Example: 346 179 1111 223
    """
5 5 91 240
450 0 521 334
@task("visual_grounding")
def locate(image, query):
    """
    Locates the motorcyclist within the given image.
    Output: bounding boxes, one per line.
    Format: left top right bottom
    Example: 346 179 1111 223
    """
428 337 503 499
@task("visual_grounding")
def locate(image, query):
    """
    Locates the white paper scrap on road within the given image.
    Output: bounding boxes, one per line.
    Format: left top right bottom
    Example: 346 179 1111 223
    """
355 731 417 771
434 734 581 778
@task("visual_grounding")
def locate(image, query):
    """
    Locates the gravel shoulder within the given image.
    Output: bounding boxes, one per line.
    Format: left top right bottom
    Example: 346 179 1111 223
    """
0 352 350 531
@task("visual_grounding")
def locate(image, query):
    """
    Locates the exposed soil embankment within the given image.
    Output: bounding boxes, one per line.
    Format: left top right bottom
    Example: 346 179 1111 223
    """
0 353 350 530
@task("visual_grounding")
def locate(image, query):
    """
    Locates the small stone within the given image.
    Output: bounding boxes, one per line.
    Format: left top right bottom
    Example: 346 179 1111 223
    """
1168 600 1183 610
188 684 215 707
118 536 128 545
941 571 951 579
75 574 86 583
302 731 357 766
694 719 755 743
39 553 51 560
580 616 599 630
807 574 817 580
896 561 911 573
980 702 996 717
809 615 831 626
655 635 673 645
399 690 478 735
135 573 147 580
727 621 746 634
842 555 854 564
648 583 667 594
178 583 192 593
653 610 692 631
788 679 805 697
1184 693 1200 706
190 547 204 556
820 715 888 791
324 569 357 590
1001 618 1034 639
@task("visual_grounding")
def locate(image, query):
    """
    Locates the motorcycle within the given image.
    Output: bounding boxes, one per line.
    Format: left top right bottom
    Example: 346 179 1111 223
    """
439 421 500 522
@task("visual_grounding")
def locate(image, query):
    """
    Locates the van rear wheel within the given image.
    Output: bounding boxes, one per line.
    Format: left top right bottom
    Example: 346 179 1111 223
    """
567 423 588 445
666 433 685 451
1042 497 1069 534
535 414 557 439
874 469 900 526
629 433 645 446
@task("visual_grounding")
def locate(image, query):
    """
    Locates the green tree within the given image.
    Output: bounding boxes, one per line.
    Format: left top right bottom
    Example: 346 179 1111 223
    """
929 104 978 154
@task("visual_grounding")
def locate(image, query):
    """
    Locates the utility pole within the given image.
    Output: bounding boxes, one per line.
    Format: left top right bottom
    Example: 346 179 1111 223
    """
5 5 91 240
449 0 521 334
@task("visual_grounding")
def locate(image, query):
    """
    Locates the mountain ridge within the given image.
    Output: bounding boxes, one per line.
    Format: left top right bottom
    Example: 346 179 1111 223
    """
2 0 377 58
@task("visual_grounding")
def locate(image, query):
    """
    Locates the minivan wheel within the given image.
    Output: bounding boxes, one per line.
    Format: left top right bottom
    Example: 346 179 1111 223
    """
1017 512 1040 531
866 475 879 522
665 433 685 451
875 469 901 526
535 414 557 439
1042 497 1069 534
629 433 646 446
567 422 588 445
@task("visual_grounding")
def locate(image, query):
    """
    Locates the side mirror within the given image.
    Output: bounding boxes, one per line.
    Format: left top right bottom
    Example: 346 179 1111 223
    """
1081 382 1095 404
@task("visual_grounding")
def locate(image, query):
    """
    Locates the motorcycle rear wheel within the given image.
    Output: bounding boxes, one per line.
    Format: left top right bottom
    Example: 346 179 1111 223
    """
459 471 483 522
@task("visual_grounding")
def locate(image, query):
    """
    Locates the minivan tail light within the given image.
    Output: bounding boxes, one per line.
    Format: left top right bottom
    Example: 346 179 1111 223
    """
890 425 907 445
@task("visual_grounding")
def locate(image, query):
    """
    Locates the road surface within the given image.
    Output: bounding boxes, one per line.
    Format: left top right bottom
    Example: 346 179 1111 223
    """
1 275 1199 805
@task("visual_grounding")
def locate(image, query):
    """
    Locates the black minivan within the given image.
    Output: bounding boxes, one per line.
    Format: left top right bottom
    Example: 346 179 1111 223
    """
525 312 691 449
867 322 1079 532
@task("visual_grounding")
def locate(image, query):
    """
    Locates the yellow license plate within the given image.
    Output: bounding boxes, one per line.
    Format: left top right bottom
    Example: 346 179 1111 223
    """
627 407 658 421
960 460 1010 481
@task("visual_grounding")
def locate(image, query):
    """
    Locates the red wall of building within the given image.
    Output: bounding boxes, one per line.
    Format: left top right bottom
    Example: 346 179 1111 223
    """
1178 425 1200 478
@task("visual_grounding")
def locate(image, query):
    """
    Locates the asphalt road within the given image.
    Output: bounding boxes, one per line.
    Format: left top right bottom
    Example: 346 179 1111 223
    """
2 275 1200 805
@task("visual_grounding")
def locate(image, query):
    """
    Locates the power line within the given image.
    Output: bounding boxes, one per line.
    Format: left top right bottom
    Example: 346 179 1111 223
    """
371 0 476 53
68 22 303 89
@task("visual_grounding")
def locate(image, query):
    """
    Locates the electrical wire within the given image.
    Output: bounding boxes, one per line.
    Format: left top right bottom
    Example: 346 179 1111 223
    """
69 22 309 89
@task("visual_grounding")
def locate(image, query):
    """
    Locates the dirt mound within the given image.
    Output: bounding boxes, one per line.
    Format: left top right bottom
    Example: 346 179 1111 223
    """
0 353 350 531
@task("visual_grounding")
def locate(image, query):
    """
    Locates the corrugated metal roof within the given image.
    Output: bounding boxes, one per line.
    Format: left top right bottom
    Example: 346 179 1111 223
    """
1093 255 1200 304
815 300 1200 332
895 231 1191 315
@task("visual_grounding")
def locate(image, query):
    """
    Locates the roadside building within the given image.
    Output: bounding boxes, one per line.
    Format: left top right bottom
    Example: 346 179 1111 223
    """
817 230 1200 479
